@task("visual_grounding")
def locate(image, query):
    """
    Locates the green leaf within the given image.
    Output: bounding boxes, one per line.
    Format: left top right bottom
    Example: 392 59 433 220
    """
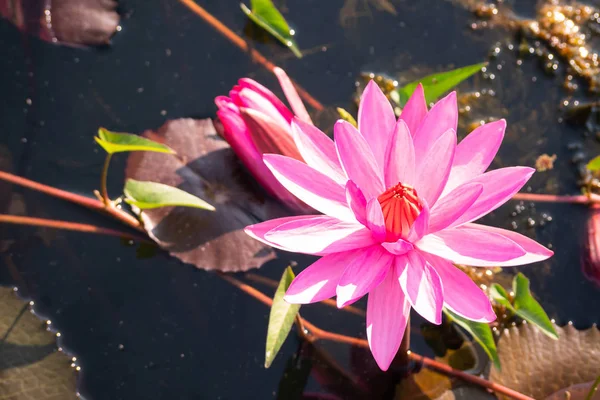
240 0 302 58
336 107 357 127
444 308 500 370
265 266 301 368
587 155 600 172
585 374 600 400
397 62 486 106
489 283 515 311
512 273 559 340
95 128 175 155
123 179 215 211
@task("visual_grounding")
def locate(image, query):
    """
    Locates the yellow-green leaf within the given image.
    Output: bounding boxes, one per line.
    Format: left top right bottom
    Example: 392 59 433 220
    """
265 266 301 368
241 0 302 58
397 62 486 106
95 128 175 155
489 283 514 311
587 155 600 172
512 273 559 340
336 107 358 127
444 308 500 370
123 179 215 211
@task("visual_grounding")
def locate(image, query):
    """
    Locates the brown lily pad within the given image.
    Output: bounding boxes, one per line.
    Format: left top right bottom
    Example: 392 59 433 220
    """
0 0 119 46
490 322 600 400
0 286 78 399
125 118 289 272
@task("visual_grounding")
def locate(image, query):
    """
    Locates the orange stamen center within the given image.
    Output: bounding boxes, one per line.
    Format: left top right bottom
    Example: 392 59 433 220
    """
377 182 422 242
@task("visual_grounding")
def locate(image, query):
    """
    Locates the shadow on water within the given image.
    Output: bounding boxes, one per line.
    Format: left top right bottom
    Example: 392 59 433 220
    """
1 0 599 399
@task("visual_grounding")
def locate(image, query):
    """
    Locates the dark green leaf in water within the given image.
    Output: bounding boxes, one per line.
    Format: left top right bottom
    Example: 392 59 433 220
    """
336 107 358 127
124 179 215 211
95 128 175 154
489 283 514 310
587 156 600 172
512 273 559 340
276 344 313 400
443 308 500 370
240 0 302 58
397 62 486 106
265 266 301 368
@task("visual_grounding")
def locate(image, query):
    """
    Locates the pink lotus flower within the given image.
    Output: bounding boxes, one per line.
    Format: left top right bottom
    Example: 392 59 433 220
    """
245 81 554 371
215 67 315 212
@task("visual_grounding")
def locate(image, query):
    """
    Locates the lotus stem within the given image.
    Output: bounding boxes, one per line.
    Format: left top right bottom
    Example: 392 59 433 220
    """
0 214 149 242
0 170 142 231
218 273 534 400
512 192 600 204
177 0 324 111
100 153 112 206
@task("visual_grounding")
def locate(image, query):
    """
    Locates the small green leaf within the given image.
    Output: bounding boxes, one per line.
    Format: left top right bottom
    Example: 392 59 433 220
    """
96 128 175 155
240 0 302 58
336 107 358 127
123 179 215 211
265 266 301 368
489 283 515 311
587 155 600 172
444 308 500 370
512 273 559 340
397 62 486 106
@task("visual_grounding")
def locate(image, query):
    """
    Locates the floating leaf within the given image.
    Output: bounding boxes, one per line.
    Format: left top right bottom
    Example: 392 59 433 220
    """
490 323 600 400
0 0 119 46
587 156 600 172
124 179 215 211
512 273 559 340
0 286 78 399
95 128 175 155
240 0 302 58
397 63 486 106
125 118 288 272
265 266 301 368
443 308 500 370
336 108 358 127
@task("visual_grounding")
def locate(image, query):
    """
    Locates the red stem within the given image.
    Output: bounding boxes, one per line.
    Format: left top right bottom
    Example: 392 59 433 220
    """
218 273 534 400
177 0 324 112
512 192 600 204
0 170 143 231
0 214 149 242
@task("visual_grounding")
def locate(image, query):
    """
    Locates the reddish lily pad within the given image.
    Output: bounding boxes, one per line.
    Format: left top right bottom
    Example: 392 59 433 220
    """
0 286 78 399
490 323 600 400
0 0 119 46
125 118 289 272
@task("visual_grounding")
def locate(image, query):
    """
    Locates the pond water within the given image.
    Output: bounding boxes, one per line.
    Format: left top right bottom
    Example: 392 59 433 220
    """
1 0 599 399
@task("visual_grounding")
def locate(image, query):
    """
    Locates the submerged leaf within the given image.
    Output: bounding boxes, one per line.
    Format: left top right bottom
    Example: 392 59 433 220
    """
265 267 301 368
443 308 500 370
512 273 559 339
0 0 119 46
490 323 600 400
96 128 175 154
124 179 215 211
0 286 78 399
240 0 302 58
397 63 486 105
125 118 288 272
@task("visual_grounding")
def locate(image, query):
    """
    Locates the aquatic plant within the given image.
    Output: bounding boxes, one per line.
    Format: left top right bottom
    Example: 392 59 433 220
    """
246 81 554 370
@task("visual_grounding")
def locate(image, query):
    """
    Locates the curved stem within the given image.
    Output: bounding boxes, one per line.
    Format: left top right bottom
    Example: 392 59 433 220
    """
100 154 112 206
585 374 600 400
0 214 149 242
218 273 534 400
177 0 324 112
0 170 143 231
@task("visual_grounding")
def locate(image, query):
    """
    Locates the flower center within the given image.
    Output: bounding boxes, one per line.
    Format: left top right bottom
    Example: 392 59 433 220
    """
377 183 422 242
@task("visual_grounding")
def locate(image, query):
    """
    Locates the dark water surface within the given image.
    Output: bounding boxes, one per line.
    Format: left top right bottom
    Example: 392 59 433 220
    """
1 0 599 399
